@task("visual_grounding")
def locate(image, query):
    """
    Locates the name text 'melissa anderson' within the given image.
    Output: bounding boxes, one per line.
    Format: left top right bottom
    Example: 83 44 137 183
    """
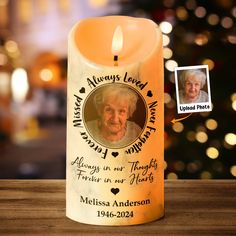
80 195 151 207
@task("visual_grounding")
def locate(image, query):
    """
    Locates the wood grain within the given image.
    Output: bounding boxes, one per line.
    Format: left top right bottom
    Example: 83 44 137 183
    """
0 180 235 235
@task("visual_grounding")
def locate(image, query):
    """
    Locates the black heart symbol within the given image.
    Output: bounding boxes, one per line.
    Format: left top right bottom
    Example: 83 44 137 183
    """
111 188 120 195
112 152 119 157
79 87 85 93
147 90 153 97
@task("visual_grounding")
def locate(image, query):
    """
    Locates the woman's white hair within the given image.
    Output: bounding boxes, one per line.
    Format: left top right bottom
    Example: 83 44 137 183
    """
94 84 138 118
180 69 206 89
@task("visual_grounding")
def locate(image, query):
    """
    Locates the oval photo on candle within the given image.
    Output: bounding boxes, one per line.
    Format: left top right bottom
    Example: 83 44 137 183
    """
83 83 147 149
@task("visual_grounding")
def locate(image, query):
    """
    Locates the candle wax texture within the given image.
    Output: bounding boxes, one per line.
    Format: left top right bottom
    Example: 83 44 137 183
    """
66 15 164 225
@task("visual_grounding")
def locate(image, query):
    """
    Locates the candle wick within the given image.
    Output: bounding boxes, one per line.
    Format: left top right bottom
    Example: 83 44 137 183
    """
114 55 118 66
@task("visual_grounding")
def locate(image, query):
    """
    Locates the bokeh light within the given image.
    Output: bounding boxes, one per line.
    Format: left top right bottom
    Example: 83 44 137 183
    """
174 161 185 171
164 161 168 170
163 47 173 59
221 16 233 29
227 35 236 44
160 21 173 34
224 133 236 146
230 166 236 177
205 118 218 130
5 40 18 54
207 14 220 25
165 59 178 71
200 171 212 179
195 33 209 46
187 161 201 173
195 6 206 18
172 122 184 133
196 131 208 143
167 172 178 179
165 99 176 109
176 6 188 20
162 34 170 46
39 68 53 82
164 93 171 104
185 0 197 10
231 93 236 102
232 6 236 17
11 68 29 103
232 101 236 111
206 147 219 159
202 59 215 70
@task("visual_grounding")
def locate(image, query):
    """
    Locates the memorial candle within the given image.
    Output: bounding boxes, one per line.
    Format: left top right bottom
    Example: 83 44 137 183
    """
66 15 164 225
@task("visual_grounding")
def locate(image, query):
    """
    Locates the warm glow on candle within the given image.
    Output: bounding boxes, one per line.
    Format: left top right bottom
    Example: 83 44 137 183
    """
68 16 164 225
111 26 123 58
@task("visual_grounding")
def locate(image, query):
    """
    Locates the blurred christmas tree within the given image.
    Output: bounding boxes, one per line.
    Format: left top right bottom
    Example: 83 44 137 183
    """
117 0 236 179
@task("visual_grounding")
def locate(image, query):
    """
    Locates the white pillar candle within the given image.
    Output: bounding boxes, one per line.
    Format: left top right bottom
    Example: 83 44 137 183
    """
67 15 164 225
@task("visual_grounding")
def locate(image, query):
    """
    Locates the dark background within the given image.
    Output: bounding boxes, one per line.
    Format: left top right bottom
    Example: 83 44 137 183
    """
0 0 235 179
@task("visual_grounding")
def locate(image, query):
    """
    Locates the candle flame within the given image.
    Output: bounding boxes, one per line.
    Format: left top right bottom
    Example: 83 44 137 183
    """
111 26 123 56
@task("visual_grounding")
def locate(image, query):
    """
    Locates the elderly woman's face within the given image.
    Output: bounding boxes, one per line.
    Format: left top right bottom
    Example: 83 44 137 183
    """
184 76 201 101
101 96 129 137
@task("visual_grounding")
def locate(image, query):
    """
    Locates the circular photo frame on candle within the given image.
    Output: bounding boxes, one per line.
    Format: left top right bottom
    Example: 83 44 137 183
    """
83 83 147 149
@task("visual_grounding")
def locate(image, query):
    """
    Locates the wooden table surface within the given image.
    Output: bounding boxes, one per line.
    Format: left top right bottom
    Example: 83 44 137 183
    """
0 180 235 235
